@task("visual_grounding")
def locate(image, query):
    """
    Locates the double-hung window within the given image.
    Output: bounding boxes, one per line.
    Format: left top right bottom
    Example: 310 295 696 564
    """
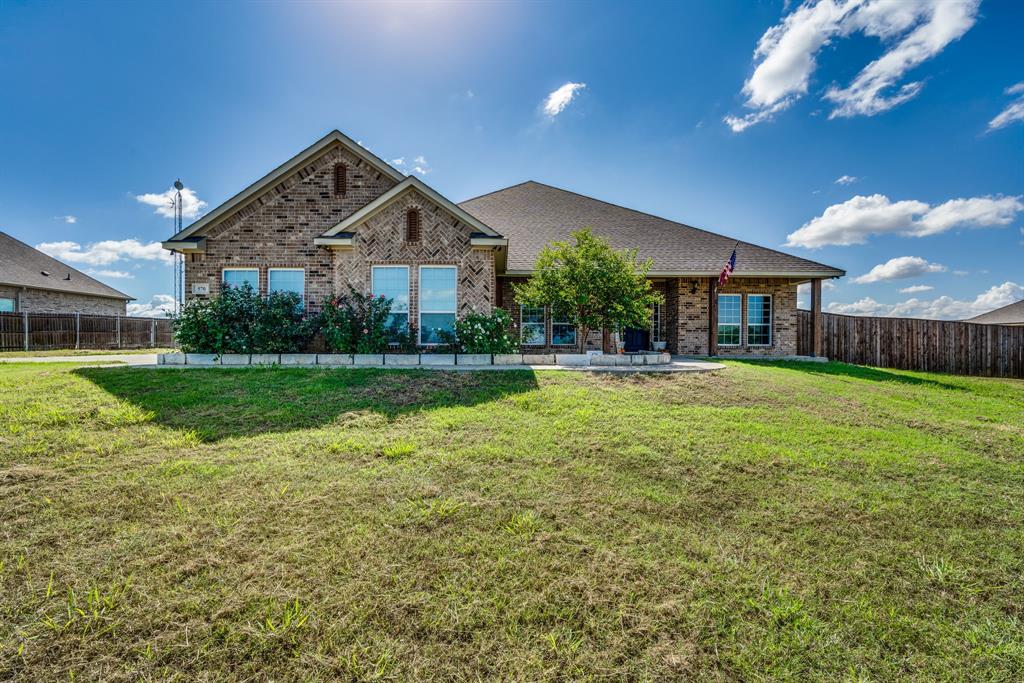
222 268 259 292
717 294 741 346
268 268 305 307
371 266 410 332
747 294 772 346
419 266 456 345
551 310 576 346
520 305 545 345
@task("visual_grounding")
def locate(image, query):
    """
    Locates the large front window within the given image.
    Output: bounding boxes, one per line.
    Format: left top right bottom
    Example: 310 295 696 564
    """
223 268 259 292
419 266 456 344
371 266 409 332
717 294 741 346
520 305 545 345
747 294 772 346
0 297 14 312
268 268 305 306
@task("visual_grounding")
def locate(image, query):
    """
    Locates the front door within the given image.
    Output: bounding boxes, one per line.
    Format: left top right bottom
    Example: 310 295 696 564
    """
623 327 650 352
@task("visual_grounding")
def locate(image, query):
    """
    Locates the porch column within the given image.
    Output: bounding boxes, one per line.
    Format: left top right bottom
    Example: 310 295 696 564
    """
811 278 823 358
707 277 718 356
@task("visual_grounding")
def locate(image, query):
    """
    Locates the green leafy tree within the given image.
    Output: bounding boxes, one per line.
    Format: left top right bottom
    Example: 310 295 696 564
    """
513 228 662 353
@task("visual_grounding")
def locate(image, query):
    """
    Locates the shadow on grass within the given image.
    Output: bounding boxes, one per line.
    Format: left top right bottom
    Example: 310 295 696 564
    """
727 359 967 391
75 366 540 441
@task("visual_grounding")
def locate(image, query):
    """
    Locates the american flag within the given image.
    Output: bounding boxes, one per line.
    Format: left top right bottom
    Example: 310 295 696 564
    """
718 247 737 286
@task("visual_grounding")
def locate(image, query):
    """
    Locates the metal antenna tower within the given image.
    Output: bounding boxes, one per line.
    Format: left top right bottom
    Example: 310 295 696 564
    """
171 179 185 315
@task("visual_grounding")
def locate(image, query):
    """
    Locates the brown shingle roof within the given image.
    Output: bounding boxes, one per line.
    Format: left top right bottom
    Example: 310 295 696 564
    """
459 181 844 278
965 299 1024 325
0 232 133 301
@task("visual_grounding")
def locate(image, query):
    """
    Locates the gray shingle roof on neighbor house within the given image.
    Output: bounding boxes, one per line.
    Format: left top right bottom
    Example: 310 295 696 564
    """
965 299 1024 325
459 181 845 278
0 232 132 301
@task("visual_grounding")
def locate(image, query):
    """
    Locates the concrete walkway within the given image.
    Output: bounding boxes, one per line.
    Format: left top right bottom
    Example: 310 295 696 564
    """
0 354 724 373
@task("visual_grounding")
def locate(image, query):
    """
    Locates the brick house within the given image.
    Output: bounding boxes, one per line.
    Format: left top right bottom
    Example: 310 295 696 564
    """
0 232 132 315
163 130 842 356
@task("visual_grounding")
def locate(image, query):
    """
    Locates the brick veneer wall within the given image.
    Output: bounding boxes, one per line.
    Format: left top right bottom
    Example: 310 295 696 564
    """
668 277 799 356
0 285 126 315
183 142 398 310
332 188 496 333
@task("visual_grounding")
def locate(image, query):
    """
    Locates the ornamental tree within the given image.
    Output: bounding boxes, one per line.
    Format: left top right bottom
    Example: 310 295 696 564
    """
513 228 662 353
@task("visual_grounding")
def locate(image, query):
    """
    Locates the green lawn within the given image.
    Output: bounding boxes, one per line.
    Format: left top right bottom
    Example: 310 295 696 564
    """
1 361 1022 681
0 348 173 358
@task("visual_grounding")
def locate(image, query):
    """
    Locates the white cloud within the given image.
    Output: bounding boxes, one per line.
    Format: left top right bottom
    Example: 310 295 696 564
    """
852 256 946 283
726 0 978 131
834 175 858 185
827 281 1024 320
787 193 1024 247
135 186 208 220
393 155 430 175
36 239 173 266
988 82 1024 131
127 294 176 318
55 215 78 224
899 284 934 293
86 269 134 280
542 82 586 117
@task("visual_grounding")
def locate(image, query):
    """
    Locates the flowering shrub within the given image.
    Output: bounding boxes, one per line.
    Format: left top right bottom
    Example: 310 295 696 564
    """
318 287 402 353
174 284 310 354
438 309 518 354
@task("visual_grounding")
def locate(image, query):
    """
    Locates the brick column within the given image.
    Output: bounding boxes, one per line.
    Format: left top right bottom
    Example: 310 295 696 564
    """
707 278 718 356
664 278 680 355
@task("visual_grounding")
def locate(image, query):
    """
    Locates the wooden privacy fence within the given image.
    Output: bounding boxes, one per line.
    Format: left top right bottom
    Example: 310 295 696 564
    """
0 312 174 352
797 310 1024 379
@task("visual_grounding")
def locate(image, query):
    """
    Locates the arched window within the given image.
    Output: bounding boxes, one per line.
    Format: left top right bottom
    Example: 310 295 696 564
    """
334 163 347 195
406 208 421 242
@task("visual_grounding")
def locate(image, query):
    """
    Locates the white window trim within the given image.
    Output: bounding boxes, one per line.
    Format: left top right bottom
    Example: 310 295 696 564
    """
717 293 742 347
418 265 457 346
550 309 576 347
372 265 410 333
519 304 546 346
746 294 773 347
222 267 260 292
651 302 662 343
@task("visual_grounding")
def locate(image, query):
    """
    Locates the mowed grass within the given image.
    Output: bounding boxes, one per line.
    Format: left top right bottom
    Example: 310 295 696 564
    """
0 348 173 358
1 361 1022 681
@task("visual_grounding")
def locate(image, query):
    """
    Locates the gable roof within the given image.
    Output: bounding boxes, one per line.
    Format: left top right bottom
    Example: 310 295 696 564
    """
319 176 504 239
0 232 133 301
165 130 406 243
459 181 845 278
965 299 1024 325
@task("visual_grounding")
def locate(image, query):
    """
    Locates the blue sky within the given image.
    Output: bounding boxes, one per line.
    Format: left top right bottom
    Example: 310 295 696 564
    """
1 0 1021 318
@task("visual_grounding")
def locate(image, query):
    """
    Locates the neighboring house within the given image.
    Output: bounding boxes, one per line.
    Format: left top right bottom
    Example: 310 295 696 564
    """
163 130 843 356
964 299 1024 326
0 232 132 315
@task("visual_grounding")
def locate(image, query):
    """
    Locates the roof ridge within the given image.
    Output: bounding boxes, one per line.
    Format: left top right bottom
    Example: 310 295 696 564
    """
458 179 537 205
465 181 842 274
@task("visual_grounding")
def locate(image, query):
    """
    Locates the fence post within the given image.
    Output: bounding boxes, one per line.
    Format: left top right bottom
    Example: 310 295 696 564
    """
75 312 81 350
23 311 29 351
150 319 156 347
116 313 121 349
